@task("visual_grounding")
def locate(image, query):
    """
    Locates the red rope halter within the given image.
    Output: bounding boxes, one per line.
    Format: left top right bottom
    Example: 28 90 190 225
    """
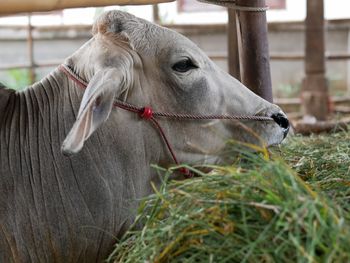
59 64 273 178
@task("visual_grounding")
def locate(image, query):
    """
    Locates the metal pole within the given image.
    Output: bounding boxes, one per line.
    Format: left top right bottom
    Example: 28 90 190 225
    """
27 13 35 84
227 8 240 80
236 0 273 102
301 0 329 120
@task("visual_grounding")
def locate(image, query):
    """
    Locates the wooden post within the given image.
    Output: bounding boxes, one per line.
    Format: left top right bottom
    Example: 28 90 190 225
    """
301 0 329 120
236 0 273 102
347 31 350 93
152 4 160 24
27 14 35 84
227 9 240 80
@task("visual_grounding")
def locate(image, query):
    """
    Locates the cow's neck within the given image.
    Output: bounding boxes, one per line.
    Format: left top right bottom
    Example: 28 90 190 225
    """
0 68 158 261
3 68 81 153
4 67 157 194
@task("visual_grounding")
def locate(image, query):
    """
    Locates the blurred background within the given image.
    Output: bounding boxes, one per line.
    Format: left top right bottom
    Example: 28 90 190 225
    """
1 0 350 109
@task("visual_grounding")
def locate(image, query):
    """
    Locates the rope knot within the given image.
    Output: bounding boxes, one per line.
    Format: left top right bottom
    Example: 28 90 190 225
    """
140 107 153 120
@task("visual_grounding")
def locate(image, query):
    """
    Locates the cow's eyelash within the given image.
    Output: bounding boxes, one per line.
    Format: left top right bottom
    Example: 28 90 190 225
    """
172 58 198 73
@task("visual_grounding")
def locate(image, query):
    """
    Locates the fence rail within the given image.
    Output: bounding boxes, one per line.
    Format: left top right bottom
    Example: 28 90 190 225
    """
0 60 63 71
209 53 350 61
2 20 350 78
2 53 350 72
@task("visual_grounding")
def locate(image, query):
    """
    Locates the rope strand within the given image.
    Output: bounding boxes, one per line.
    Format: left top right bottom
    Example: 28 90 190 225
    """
113 100 273 122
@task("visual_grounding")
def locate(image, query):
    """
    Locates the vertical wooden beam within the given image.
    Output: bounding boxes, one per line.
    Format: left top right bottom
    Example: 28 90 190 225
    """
347 31 350 93
27 14 35 84
301 0 329 120
152 4 160 24
227 9 241 80
236 0 273 102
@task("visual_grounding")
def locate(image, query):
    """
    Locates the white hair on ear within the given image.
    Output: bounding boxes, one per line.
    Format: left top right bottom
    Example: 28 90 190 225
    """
92 10 167 55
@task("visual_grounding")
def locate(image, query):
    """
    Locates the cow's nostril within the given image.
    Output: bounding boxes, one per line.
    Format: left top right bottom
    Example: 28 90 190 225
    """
271 113 290 137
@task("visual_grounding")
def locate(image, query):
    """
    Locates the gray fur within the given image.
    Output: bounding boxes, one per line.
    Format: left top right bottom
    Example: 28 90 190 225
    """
0 10 287 262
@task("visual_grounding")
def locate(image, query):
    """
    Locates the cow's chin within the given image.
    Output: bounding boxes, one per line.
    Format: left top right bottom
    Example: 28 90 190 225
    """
263 133 285 147
223 120 286 148
172 122 287 169
234 126 286 148
257 123 287 147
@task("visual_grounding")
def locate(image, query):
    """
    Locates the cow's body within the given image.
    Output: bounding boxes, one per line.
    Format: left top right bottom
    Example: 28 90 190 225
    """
0 11 289 262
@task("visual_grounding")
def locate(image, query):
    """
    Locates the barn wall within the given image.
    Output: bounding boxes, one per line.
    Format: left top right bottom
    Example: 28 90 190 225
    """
0 20 350 98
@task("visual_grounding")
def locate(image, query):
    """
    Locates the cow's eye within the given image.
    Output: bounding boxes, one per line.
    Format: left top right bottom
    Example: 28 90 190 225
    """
172 58 197 73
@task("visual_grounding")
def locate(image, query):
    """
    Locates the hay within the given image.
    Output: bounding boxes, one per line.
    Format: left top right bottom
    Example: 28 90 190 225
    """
109 132 350 263
281 130 350 209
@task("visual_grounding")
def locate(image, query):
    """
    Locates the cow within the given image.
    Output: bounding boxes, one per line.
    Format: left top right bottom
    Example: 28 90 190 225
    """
0 10 289 262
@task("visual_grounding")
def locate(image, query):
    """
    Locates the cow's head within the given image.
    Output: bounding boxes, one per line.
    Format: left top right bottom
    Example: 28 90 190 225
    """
61 10 289 164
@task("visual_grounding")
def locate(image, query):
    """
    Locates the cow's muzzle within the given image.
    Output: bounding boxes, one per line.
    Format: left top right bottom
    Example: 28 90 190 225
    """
271 112 290 138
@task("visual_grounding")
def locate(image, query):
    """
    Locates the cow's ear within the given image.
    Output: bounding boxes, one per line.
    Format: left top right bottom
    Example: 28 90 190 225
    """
61 68 126 156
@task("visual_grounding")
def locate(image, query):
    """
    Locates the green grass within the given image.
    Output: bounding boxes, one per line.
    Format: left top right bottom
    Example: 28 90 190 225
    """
109 131 350 263
1 69 30 91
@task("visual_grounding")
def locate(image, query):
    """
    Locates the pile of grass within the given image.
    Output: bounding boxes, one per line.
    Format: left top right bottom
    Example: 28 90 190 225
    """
109 132 350 263
281 131 350 210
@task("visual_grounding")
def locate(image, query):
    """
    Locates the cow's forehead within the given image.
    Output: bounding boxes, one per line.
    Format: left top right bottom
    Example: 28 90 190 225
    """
93 10 200 56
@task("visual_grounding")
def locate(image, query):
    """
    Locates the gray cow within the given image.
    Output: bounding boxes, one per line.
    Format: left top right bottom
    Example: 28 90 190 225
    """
0 11 289 262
